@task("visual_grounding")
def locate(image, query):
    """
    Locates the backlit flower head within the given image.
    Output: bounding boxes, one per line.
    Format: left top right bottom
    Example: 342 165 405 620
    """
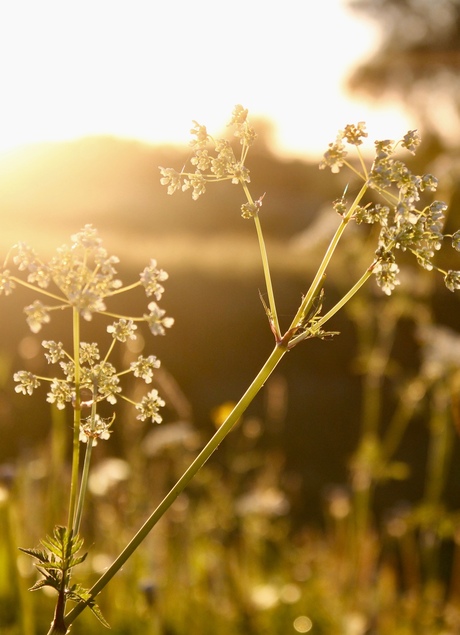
6 226 173 435
24 300 51 333
79 414 114 446
144 302 174 336
319 134 347 173
135 389 165 423
319 124 459 295
42 340 66 364
130 355 160 384
159 105 256 203
159 167 182 195
46 379 73 410
140 259 169 300
107 319 137 342
13 371 40 396
0 270 15 295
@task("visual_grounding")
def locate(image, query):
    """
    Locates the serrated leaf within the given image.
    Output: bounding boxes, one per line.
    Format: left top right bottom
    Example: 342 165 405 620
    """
29 578 58 592
66 585 111 629
41 537 64 559
42 526 72 556
19 547 49 563
53 526 68 541
67 583 90 600
70 536 84 554
37 561 64 572
35 565 58 577
68 553 87 568
88 602 111 629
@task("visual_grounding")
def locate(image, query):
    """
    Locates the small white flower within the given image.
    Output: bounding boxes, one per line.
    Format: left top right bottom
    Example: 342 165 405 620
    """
140 260 169 300
79 414 114 446
130 355 160 383
144 302 174 336
13 371 40 395
107 319 137 342
135 390 165 423
24 300 50 333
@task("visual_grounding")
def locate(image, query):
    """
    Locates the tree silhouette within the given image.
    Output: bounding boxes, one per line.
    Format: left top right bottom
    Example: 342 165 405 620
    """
347 0 460 148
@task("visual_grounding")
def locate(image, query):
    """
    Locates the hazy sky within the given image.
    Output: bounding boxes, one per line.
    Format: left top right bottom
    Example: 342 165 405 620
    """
0 0 411 158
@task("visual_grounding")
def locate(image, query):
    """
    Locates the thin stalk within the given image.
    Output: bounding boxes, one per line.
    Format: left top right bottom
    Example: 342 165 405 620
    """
102 336 117 363
67 308 81 532
361 307 398 437
421 383 452 584
381 390 422 461
9 276 68 303
424 383 452 507
74 386 99 533
73 437 94 535
240 181 280 336
349 306 399 567
313 264 376 333
65 343 287 626
254 214 280 336
289 182 369 332
107 280 142 296
49 309 82 632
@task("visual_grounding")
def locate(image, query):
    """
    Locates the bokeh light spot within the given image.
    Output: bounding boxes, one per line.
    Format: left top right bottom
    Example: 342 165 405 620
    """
293 615 313 633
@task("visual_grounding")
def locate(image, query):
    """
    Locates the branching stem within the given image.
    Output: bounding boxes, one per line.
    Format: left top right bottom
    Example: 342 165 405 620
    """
65 343 287 626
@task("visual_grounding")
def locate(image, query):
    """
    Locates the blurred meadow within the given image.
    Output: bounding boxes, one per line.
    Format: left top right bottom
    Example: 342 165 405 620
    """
1 0 460 633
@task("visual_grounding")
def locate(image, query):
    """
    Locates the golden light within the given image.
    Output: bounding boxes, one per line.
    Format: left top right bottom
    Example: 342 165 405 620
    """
0 0 411 160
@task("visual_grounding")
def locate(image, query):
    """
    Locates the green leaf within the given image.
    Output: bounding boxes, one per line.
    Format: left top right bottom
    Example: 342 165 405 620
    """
67 555 86 569
20 524 88 602
19 547 49 563
88 602 111 629
67 585 111 629
29 578 58 592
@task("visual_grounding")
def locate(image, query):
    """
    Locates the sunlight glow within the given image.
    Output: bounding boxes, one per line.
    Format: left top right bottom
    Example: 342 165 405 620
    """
0 0 411 159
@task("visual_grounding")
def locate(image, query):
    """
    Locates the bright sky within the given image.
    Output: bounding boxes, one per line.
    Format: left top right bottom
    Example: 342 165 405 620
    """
0 0 411 159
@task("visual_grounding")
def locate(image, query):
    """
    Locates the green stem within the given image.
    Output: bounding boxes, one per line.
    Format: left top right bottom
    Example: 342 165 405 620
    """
381 382 425 461
312 262 376 333
51 309 82 630
289 182 369 332
424 383 452 507
241 181 280 337
74 401 96 534
65 343 287 626
67 308 81 532
103 336 117 363
9 276 67 303
47 596 68 634
74 389 99 533
73 439 94 535
254 214 280 336
107 280 141 296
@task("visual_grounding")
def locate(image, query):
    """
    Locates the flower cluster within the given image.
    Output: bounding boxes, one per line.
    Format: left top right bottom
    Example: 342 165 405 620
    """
3 226 175 434
159 104 256 205
372 251 400 296
14 325 165 425
320 125 460 295
0 224 174 334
